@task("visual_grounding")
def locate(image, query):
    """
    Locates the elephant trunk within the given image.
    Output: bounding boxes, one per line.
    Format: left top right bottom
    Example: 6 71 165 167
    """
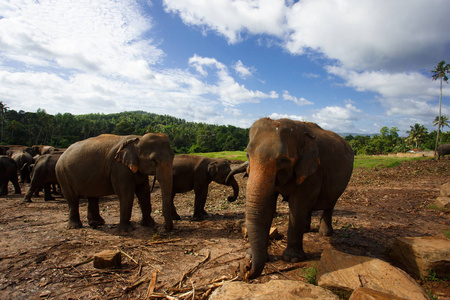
156 160 174 231
226 161 248 184
245 159 277 279
226 175 239 202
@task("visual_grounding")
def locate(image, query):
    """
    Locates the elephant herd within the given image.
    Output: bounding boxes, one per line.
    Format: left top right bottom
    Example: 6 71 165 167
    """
2 118 361 279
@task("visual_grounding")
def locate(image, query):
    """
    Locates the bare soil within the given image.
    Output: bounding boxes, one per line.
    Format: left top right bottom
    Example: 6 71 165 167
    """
0 159 449 299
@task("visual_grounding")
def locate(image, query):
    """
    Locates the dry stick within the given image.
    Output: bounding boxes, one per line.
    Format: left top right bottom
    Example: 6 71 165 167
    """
205 256 245 270
147 238 182 245
173 250 211 289
123 271 152 292
146 270 158 299
119 249 138 265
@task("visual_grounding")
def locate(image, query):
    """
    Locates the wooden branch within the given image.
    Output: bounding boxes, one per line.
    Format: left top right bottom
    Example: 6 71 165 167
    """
146 270 158 299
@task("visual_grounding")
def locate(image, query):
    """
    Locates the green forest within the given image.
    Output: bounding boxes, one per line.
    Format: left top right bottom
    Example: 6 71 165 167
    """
0 101 449 155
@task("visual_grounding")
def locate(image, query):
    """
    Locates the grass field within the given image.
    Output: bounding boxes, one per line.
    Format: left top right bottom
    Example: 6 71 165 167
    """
188 151 433 169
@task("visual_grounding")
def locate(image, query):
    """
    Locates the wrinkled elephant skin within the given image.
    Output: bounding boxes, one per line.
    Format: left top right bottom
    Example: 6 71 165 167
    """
56 133 174 232
244 118 354 279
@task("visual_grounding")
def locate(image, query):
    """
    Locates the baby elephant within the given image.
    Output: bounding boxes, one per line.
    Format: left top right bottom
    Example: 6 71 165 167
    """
23 152 63 202
170 155 239 220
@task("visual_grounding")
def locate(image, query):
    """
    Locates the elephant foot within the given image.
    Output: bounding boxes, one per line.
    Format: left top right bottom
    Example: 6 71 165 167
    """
319 224 333 236
282 247 307 263
171 212 181 220
117 222 135 233
44 197 55 201
67 220 83 229
88 217 106 228
141 216 156 227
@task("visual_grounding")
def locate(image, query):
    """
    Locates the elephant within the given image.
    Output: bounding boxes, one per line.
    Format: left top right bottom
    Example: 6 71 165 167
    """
437 143 450 160
23 152 63 202
0 155 21 196
170 155 240 221
242 118 354 279
32 145 56 155
11 150 34 183
55 133 174 232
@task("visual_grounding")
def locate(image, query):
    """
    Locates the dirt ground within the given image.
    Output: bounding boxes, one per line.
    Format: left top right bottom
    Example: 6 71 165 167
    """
0 159 449 299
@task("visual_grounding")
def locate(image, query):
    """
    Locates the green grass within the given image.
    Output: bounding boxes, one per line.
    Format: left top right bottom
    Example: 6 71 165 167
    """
352 155 431 169
188 151 247 162
186 151 433 170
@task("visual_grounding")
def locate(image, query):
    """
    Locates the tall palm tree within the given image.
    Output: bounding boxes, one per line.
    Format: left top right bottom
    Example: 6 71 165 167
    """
433 115 450 140
406 124 428 149
430 60 450 155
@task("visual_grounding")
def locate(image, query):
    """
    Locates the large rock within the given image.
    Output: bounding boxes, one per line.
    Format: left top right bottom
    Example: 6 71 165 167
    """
440 182 450 197
389 236 450 278
210 280 339 300
349 287 407 300
316 248 430 300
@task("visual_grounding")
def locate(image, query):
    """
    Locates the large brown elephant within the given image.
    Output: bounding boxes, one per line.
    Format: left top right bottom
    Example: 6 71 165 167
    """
55 133 174 232
243 118 354 279
437 143 450 160
170 155 240 220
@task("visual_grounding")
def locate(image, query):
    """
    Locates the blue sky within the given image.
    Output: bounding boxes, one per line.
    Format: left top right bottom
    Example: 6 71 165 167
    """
1 0 449 134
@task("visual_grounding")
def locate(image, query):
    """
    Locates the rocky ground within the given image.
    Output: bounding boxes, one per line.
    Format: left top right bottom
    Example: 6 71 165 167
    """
0 159 449 299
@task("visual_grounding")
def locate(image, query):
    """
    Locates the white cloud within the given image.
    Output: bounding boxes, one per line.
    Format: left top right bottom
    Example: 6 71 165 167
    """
282 90 313 106
233 60 255 79
311 104 362 132
163 0 287 44
188 54 278 106
267 113 306 122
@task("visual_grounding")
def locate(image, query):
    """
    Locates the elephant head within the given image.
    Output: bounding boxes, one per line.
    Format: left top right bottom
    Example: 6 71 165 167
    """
208 159 239 202
244 118 322 279
115 133 175 230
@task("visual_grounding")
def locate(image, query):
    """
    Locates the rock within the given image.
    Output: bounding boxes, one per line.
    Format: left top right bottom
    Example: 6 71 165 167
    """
389 236 450 278
316 248 430 300
440 182 450 197
435 196 450 209
93 250 121 269
349 287 407 300
210 280 339 300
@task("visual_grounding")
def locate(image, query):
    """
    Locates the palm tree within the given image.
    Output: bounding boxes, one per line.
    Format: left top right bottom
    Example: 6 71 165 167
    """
433 115 450 142
430 61 450 155
406 124 428 149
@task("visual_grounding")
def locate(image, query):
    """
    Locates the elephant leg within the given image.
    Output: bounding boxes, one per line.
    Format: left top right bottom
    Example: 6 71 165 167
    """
304 210 312 233
319 208 334 236
135 182 155 227
193 187 208 221
0 182 7 195
44 184 55 201
12 178 21 194
66 195 83 229
283 194 316 263
87 197 105 228
112 175 136 232
23 183 39 202
170 192 181 220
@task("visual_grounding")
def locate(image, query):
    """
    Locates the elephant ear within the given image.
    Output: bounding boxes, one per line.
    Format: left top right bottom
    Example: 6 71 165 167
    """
207 161 219 179
295 132 320 185
114 137 140 173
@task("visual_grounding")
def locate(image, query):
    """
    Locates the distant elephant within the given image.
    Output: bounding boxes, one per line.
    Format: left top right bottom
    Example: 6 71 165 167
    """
170 155 240 221
437 143 450 160
32 145 56 155
55 133 174 232
243 118 354 279
5 145 35 156
11 151 34 183
0 155 21 196
23 152 63 202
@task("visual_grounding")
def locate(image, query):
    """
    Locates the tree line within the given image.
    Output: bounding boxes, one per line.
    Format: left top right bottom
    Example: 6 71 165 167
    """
0 102 249 153
0 101 448 155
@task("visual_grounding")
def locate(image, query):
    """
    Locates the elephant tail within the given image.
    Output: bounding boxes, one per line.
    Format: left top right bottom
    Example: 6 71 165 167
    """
150 176 157 193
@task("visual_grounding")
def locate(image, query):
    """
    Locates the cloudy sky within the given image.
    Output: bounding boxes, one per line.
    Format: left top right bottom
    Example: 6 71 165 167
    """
1 0 449 134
